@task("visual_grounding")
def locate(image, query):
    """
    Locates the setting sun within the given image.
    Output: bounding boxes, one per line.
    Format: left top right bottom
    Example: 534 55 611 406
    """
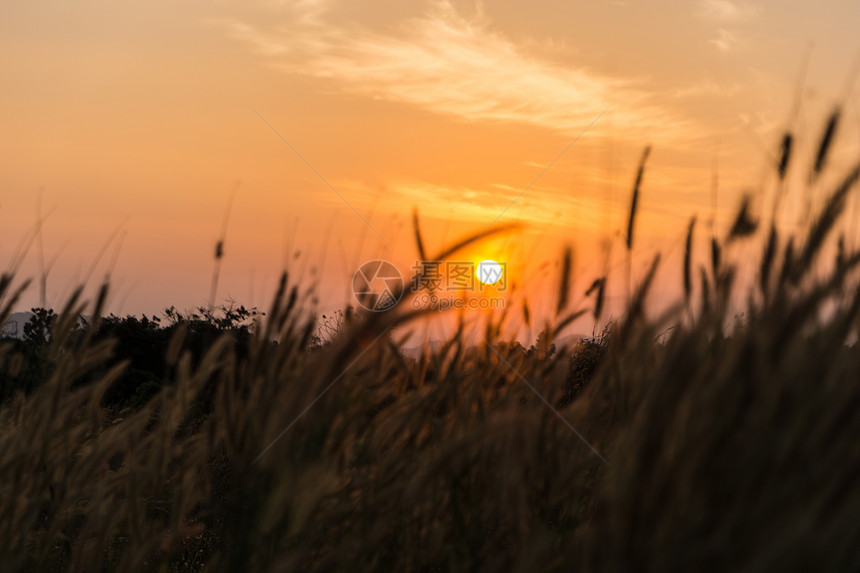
476 259 504 284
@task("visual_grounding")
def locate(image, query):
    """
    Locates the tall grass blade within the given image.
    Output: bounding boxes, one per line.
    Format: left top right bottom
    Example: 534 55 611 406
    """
427 223 520 264
760 223 778 298
412 208 427 262
557 246 573 314
811 108 841 182
699 266 711 312
794 160 860 282
626 146 651 251
728 194 758 240
711 237 721 277
778 132 793 180
683 217 696 302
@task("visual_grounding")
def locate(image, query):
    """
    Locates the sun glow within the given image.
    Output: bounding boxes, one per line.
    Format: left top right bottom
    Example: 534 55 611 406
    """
476 259 504 284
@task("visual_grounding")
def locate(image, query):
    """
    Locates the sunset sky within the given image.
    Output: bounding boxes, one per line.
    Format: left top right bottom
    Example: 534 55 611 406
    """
2 0 860 337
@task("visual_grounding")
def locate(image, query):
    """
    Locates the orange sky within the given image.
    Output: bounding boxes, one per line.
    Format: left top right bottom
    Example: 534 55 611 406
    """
2 0 860 339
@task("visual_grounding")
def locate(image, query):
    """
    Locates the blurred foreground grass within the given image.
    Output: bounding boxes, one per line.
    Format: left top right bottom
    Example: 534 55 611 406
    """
2 115 860 571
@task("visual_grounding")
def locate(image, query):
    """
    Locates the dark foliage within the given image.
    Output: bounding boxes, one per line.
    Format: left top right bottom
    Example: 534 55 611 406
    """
0 304 261 410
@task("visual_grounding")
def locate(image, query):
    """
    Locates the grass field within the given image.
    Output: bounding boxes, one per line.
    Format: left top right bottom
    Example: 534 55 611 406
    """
2 116 860 571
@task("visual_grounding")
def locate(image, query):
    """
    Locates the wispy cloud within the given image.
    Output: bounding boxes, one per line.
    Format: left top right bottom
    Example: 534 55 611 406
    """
260 0 331 25
698 0 757 53
225 0 693 143
698 0 757 22
711 28 740 52
669 79 742 99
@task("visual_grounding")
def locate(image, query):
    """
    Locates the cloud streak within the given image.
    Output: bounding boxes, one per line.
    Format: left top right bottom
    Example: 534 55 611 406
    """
226 0 692 143
698 0 757 23
698 0 757 53
712 28 740 52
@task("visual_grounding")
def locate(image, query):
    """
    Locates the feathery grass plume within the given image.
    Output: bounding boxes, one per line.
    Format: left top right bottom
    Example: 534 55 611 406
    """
35 193 48 308
727 194 758 240
585 277 606 320
793 160 860 283
759 223 778 298
412 208 427 262
771 249 860 359
699 266 711 312
683 217 696 302
711 237 722 277
829 249 860 287
778 131 793 180
557 246 573 315
836 235 846 269
595 277 606 321
779 236 795 287
811 107 841 182
626 146 651 251
165 321 188 366
48 286 87 357
620 254 661 341
261 271 289 343
209 183 239 310
715 266 736 309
